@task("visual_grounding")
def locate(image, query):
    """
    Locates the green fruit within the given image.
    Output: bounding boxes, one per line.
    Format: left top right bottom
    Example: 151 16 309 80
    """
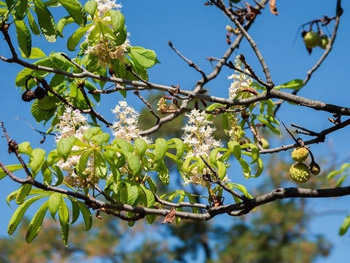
319 35 329 49
303 31 321 48
289 162 311 183
291 147 309 162
309 162 321 175
260 138 269 149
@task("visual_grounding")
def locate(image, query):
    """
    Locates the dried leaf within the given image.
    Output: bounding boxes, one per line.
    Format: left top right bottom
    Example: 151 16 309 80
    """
162 207 176 224
269 0 278 15
209 195 224 207
245 3 261 21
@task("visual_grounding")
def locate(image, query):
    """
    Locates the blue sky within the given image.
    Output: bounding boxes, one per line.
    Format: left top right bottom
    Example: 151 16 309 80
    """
1 0 350 262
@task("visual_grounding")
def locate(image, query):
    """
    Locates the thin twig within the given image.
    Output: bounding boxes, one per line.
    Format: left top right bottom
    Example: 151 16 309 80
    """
168 41 207 80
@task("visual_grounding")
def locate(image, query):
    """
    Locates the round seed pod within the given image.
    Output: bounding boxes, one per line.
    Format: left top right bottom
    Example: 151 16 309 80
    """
34 86 47 99
291 147 309 162
22 90 36 102
309 162 321 176
289 162 311 183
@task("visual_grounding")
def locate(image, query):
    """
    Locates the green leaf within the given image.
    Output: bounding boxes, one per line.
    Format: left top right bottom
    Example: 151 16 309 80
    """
48 192 62 219
129 46 159 69
29 148 46 176
58 196 70 246
109 10 124 32
70 198 80 224
67 21 93 51
58 0 86 26
228 140 241 159
15 20 31 58
20 47 46 59
206 103 224 111
27 10 41 35
76 150 91 177
8 195 45 235
125 152 141 176
241 143 260 164
139 185 155 208
209 148 228 164
56 16 75 37
255 115 280 135
168 138 184 160
227 183 253 199
254 157 264 178
154 138 167 161
0 164 23 180
339 215 350 236
146 214 157 225
114 138 134 153
84 0 97 18
94 152 107 178
125 182 139 205
31 99 56 124
238 158 250 178
16 184 32 204
15 0 28 20
134 138 148 157
275 79 303 91
216 160 227 180
26 200 49 243
84 127 110 145
157 160 170 185
5 0 15 10
77 201 92 230
33 0 57 42
57 137 77 160
42 161 52 185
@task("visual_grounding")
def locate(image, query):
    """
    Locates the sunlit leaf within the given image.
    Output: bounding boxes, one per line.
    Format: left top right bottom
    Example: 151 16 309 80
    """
228 140 241 160
77 201 92 230
275 79 303 91
125 152 141 176
29 148 46 176
339 215 350 236
134 138 148 157
154 138 167 161
16 184 32 204
57 137 77 160
27 10 41 35
67 24 93 51
216 160 227 180
8 195 45 235
0 164 23 180
84 0 97 18
129 46 159 69
26 200 49 243
109 10 124 32
33 0 57 42
58 0 86 27
48 192 62 219
15 0 28 20
58 196 70 246
15 20 31 58
140 185 155 208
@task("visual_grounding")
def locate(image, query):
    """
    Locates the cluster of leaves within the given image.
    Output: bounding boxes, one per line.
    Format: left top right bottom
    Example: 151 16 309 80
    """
0 0 347 251
4 0 158 133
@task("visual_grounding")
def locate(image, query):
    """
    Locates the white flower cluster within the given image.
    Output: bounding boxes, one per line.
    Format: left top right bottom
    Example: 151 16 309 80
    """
182 109 221 159
84 0 130 67
85 38 130 67
95 0 122 17
111 101 151 143
55 108 96 188
228 56 253 99
182 109 222 185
